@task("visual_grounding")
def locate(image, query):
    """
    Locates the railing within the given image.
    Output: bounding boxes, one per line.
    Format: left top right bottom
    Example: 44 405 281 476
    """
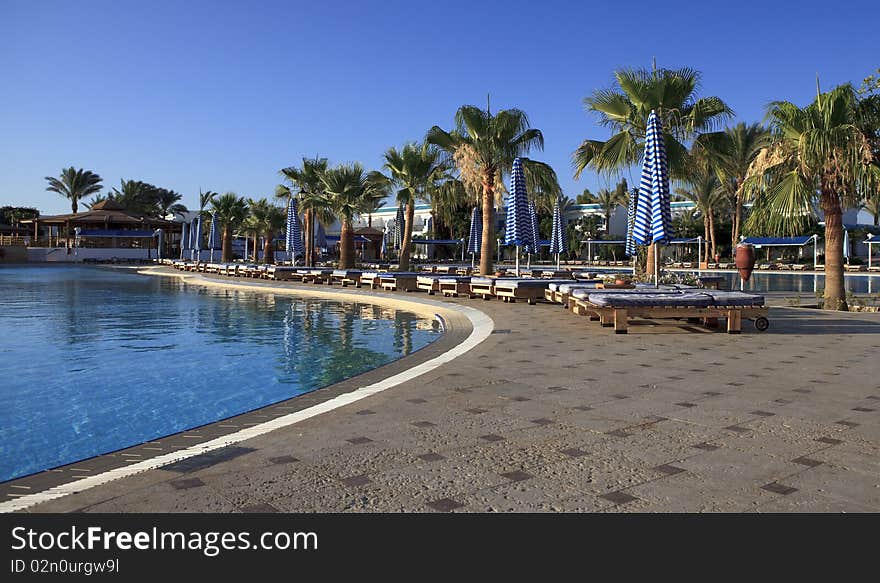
0 235 27 246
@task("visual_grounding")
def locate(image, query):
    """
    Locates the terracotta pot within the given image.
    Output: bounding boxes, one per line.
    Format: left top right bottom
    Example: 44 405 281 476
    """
735 243 756 281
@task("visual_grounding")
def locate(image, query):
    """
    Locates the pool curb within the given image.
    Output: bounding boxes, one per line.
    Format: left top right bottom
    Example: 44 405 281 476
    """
0 267 494 513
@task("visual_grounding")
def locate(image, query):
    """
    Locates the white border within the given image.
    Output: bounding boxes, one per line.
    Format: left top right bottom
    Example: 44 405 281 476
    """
0 275 493 513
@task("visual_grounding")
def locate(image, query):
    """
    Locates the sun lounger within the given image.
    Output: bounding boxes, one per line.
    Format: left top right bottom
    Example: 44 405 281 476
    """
545 281 602 304
493 278 562 304
571 290 768 334
845 264 866 272
302 268 333 283
868 266 880 272
718 263 730 269
330 269 362 286
379 272 420 292
468 276 499 299
815 264 825 271
791 264 807 271
359 271 382 289
438 276 473 297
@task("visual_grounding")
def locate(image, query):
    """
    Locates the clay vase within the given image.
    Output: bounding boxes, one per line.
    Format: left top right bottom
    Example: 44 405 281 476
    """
735 243 756 281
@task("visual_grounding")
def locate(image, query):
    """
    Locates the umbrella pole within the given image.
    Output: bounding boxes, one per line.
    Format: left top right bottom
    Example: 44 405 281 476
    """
515 246 520 276
654 243 660 287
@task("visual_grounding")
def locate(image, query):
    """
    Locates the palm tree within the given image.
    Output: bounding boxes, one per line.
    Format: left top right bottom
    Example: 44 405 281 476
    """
45 167 103 214
573 67 732 273
427 105 556 275
84 194 107 209
108 179 156 214
280 157 331 267
199 190 218 217
744 84 878 310
321 163 383 268
675 162 726 262
383 142 450 270
251 200 286 264
863 193 880 226
210 193 249 262
581 187 624 234
700 123 770 253
155 188 187 219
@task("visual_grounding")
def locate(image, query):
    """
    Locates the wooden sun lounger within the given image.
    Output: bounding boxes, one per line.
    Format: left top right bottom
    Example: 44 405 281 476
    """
791 264 807 271
439 277 472 297
468 277 497 300
379 273 418 292
570 292 768 335
417 275 441 294
868 266 880 272
845 264 866 272
359 272 382 289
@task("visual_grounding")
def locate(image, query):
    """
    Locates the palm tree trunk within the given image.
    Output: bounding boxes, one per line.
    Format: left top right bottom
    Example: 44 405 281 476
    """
71 197 78 214
263 234 275 264
821 189 847 311
646 243 655 276
732 179 744 257
339 219 354 269
703 216 710 263
222 225 231 263
303 209 312 267
399 201 415 271
479 171 495 276
708 209 717 262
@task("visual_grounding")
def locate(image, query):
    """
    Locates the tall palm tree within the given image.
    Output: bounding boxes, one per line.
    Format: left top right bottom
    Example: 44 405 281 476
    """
427 105 556 275
250 199 286 264
744 84 878 310
573 67 732 273
108 179 156 214
675 163 726 262
155 188 187 219
280 157 331 267
211 193 249 262
199 190 218 219
383 142 450 270
45 167 103 214
321 163 383 268
700 123 770 253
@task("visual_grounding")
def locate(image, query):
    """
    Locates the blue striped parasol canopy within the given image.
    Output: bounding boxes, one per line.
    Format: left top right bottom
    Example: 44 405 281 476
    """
504 158 532 275
525 201 540 268
549 197 568 269
632 110 672 283
285 198 304 263
191 216 202 261
394 206 405 250
467 206 482 268
180 221 189 259
314 220 327 249
208 212 220 262
625 189 638 258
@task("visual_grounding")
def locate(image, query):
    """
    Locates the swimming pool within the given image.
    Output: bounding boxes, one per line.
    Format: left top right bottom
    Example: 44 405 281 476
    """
0 266 441 482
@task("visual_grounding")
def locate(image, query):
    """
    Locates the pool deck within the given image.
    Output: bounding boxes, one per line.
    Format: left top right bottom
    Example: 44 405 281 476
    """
10 267 880 513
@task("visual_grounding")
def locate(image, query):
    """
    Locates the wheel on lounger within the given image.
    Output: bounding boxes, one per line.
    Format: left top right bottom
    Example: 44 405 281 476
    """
754 317 770 332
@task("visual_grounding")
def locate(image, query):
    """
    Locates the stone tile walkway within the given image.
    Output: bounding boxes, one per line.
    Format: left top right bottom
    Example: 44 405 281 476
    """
23 282 880 513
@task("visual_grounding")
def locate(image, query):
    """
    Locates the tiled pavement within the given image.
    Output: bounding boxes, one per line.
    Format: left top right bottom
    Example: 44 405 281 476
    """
21 286 880 513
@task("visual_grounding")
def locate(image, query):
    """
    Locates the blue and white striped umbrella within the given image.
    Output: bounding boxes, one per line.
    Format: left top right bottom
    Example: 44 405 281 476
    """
625 189 638 257
549 197 567 269
467 207 482 254
180 221 189 259
380 227 387 258
191 216 202 261
632 110 672 246
208 212 220 262
843 228 850 259
314 220 327 249
394 206 405 250
285 199 304 261
504 158 532 274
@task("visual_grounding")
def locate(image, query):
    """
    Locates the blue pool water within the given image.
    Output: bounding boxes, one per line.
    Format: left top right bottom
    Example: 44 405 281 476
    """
0 266 441 482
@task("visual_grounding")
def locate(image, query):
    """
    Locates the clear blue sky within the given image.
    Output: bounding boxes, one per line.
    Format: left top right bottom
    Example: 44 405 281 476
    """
2 0 877 215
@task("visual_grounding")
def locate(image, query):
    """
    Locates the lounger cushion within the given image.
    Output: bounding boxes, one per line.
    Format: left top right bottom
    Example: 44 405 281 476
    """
470 277 498 285
588 293 714 307
380 272 420 278
332 270 362 277
437 276 472 283
553 282 601 293
703 291 765 306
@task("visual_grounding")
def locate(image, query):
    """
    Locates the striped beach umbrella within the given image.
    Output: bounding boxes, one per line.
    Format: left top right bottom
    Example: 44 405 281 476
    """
394 206 405 250
285 198 304 262
191 216 201 261
549 197 568 270
504 157 532 275
633 110 672 283
467 206 482 267
625 189 638 258
525 201 540 268
208 212 219 262
180 221 189 259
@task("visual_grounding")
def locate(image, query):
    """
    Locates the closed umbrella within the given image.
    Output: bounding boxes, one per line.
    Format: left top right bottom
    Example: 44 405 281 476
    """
394 206 405 250
467 206 482 268
155 228 164 260
632 110 672 285
843 228 849 261
180 221 189 260
525 201 539 269
503 157 532 276
625 189 638 258
208 212 219 262
285 198 304 264
549 197 568 270
192 215 202 262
